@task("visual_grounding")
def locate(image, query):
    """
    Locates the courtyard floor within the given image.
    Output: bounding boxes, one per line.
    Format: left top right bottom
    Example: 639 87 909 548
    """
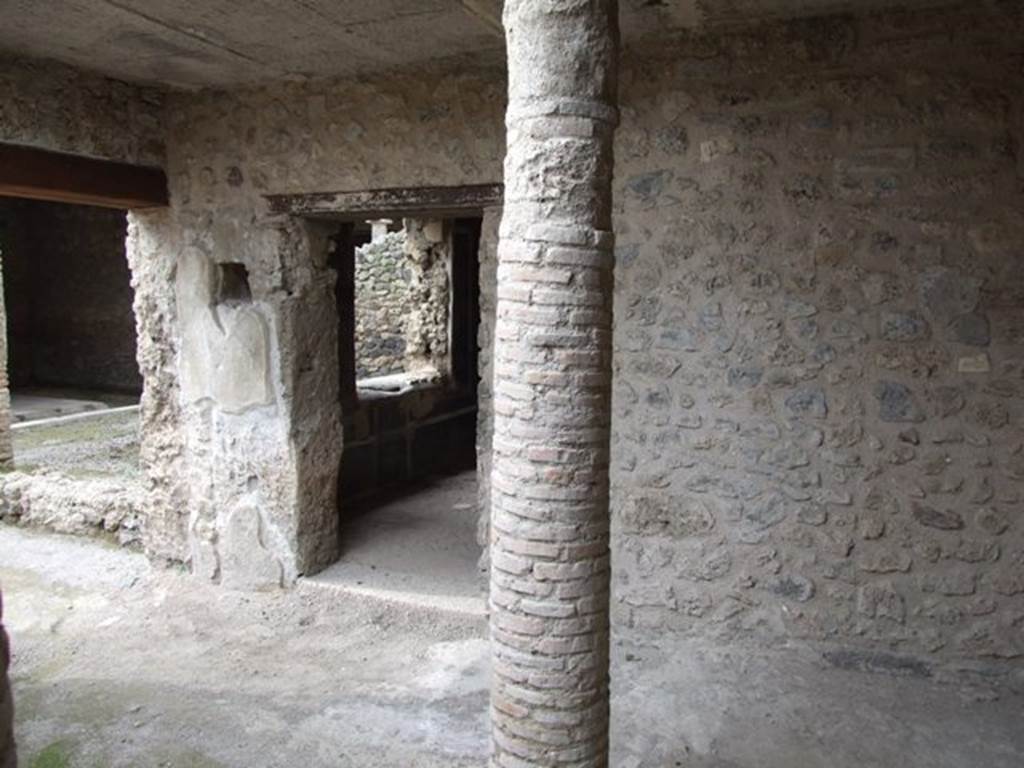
1 523 489 768
9 406 141 481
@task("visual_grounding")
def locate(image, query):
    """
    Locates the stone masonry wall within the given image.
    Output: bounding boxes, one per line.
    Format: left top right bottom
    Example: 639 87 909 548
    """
0 53 164 166
0 200 141 394
607 4 1024 765
403 219 452 377
353 221 454 381
137 2 1024 652
126 210 190 564
129 64 504 577
354 231 409 379
611 0 1024 668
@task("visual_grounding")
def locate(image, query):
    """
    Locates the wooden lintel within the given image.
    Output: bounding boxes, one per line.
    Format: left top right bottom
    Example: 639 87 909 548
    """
266 183 504 220
0 143 169 210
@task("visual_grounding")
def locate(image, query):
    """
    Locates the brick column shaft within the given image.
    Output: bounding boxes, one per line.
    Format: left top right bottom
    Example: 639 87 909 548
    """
490 2 619 766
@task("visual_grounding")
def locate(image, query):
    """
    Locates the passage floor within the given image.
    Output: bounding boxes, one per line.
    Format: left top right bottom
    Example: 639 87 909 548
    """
306 470 486 616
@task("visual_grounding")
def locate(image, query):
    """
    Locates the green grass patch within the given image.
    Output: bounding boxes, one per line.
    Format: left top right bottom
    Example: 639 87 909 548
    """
29 740 74 768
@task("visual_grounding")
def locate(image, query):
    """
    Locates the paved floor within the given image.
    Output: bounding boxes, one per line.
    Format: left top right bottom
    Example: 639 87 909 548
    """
1 525 489 768
305 471 487 616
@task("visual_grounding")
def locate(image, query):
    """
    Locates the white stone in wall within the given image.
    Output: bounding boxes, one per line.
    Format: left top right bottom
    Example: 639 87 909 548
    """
176 250 272 413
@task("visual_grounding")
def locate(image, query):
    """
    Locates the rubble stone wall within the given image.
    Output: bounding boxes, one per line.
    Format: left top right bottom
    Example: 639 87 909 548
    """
610 0 1024 668
607 5 1024 764
131 2 1024 648
0 470 144 546
129 64 504 581
0 53 164 166
352 221 454 381
354 232 409 379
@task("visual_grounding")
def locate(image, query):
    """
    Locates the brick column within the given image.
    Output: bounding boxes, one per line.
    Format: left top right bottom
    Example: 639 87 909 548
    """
490 1 618 766
1 591 15 768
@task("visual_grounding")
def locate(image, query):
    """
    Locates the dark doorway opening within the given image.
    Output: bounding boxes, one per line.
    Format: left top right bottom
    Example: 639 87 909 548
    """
0 197 141 480
330 216 482 504
268 184 500 610
0 199 141 421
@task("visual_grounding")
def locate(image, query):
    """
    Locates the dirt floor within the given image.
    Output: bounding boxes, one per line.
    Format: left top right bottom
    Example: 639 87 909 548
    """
1 525 489 768
9 408 141 480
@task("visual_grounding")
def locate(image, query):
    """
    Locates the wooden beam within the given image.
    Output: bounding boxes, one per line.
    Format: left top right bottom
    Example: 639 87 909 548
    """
0 143 168 209
266 183 503 220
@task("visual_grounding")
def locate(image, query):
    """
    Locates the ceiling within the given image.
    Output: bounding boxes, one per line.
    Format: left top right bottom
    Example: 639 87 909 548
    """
0 0 965 90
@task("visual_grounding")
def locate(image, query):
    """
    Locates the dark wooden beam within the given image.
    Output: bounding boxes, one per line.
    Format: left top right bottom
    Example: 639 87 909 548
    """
0 143 168 209
266 183 503 219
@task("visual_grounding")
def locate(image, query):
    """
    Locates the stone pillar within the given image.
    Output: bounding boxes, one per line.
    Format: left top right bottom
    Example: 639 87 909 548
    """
0 261 12 471
369 219 392 243
403 219 451 377
1 591 15 768
490 1 618 766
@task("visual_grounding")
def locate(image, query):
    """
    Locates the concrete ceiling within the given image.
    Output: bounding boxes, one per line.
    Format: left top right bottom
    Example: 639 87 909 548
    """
0 0 964 89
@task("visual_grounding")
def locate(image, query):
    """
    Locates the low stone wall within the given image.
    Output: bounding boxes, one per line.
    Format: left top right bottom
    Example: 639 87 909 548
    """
0 471 144 547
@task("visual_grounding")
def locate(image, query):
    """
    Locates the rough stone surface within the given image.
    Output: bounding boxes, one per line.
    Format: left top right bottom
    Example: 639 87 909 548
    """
352 221 455 381
0 406 144 545
0 470 143 547
125 58 505 581
125 212 190 565
172 216 341 585
0 53 164 165
489 1 618 765
354 231 410 379
404 219 453 376
606 5 1024 764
